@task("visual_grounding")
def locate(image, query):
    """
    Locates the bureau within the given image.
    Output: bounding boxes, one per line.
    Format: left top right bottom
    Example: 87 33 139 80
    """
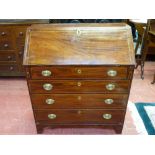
23 23 135 134
0 19 49 76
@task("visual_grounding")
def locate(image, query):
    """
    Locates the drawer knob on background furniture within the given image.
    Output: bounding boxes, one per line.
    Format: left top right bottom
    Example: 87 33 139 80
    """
41 70 52 77
46 98 55 105
77 69 82 74
107 70 117 77
7 56 12 60
106 83 115 90
43 83 53 91
19 32 24 36
10 66 14 70
48 114 56 119
4 44 9 48
104 99 114 104
103 114 112 119
1 32 6 36
19 51 23 56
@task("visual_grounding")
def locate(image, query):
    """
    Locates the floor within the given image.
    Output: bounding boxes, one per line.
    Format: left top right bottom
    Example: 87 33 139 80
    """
0 61 155 135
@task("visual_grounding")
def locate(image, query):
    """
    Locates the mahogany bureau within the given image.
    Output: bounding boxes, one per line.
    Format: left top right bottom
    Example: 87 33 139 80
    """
0 19 49 76
23 23 135 134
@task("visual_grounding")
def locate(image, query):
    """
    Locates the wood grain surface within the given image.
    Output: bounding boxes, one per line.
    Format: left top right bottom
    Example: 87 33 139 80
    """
23 23 135 66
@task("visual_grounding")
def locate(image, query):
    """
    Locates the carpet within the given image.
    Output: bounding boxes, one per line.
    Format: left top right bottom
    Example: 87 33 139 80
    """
128 102 155 135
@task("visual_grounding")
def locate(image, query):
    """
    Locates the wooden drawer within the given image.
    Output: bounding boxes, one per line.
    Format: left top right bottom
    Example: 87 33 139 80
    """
0 40 14 50
29 80 130 94
0 64 18 72
34 109 125 124
0 27 12 39
0 52 16 62
31 94 128 109
30 66 128 79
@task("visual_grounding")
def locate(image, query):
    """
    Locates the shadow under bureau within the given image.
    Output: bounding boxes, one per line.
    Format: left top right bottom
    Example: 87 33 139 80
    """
23 23 135 134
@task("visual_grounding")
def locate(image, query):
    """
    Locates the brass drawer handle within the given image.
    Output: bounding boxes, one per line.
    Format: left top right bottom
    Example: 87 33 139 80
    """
104 99 114 104
43 83 53 91
107 70 117 77
77 69 82 74
103 114 112 119
46 98 55 105
48 114 56 119
41 70 52 77
106 83 115 91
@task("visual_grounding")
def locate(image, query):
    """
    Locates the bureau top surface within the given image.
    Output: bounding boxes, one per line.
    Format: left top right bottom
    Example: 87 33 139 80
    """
23 23 135 66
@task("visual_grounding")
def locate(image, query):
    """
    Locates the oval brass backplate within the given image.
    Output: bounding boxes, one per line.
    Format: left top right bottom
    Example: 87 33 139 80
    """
46 98 55 105
103 114 112 119
106 83 115 91
43 83 53 91
48 114 56 119
41 70 52 77
107 70 117 77
104 99 114 104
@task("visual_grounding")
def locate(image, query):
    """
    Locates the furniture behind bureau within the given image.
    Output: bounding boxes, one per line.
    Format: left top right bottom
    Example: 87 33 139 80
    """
23 23 135 134
0 19 49 76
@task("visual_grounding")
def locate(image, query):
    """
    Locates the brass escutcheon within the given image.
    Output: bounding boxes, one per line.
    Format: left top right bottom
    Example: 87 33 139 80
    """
77 110 82 114
77 82 82 87
77 29 81 36
77 69 82 74
77 96 82 100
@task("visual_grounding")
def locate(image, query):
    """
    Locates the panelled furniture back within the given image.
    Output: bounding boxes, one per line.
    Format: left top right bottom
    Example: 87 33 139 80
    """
0 19 49 76
23 23 135 134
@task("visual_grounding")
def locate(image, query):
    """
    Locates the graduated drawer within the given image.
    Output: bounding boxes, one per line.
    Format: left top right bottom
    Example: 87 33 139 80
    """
0 64 18 72
30 66 128 79
34 109 125 124
31 94 128 109
29 80 130 94
0 40 14 50
0 51 16 62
